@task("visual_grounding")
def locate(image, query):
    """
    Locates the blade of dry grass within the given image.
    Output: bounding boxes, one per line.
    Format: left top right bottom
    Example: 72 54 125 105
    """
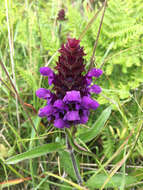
0 61 39 136
5 0 21 133
79 2 105 40
101 120 143 189
89 0 108 70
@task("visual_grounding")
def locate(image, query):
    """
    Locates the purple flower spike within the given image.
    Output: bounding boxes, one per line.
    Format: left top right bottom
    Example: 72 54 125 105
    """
89 85 102 94
40 67 54 85
36 88 51 99
64 111 80 121
36 38 102 128
57 9 66 21
82 96 99 110
63 91 81 103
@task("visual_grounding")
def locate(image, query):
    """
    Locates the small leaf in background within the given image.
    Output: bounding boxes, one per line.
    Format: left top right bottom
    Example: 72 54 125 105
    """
86 173 137 189
77 106 112 143
5 143 64 164
59 150 80 180
0 144 8 158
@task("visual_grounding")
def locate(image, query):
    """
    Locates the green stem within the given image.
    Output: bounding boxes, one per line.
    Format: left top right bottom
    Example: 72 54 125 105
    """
66 132 83 186
58 23 62 45
65 128 109 176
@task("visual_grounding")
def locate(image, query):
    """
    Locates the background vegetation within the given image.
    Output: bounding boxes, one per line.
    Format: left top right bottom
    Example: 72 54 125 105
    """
0 0 143 189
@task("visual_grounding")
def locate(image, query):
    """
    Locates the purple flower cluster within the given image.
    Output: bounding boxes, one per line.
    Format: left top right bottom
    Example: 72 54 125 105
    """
36 38 102 128
57 9 66 21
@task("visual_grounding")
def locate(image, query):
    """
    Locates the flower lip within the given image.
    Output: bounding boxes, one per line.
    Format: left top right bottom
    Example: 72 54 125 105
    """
40 67 53 76
87 68 103 78
40 67 55 85
38 105 53 117
89 85 102 94
64 110 80 121
53 99 65 110
54 118 65 128
80 110 89 124
81 96 99 110
63 90 81 103
36 88 51 99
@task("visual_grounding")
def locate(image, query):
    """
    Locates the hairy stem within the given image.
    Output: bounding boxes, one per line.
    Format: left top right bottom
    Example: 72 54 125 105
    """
58 23 62 45
66 133 83 186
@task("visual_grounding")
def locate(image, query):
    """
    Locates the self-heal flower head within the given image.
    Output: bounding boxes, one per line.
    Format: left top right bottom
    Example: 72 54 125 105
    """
57 9 66 21
36 38 102 128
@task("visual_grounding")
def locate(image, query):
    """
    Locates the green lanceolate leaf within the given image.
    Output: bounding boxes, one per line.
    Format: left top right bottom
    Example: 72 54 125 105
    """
59 150 80 180
86 173 137 189
5 143 64 164
77 106 112 143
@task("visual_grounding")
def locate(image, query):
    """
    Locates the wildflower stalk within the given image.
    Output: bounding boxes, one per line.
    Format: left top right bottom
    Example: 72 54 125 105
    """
58 23 62 44
89 0 107 70
79 2 104 40
36 36 103 187
66 131 83 186
65 128 110 177
57 9 66 44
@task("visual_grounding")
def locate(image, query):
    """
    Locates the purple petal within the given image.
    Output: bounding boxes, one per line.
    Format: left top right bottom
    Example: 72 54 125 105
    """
89 85 102 94
80 110 89 124
80 115 88 124
54 110 65 119
87 68 103 78
40 67 53 76
81 96 99 110
75 103 81 110
36 88 51 99
64 111 80 121
65 123 70 128
63 91 81 103
48 76 54 86
54 112 59 119
47 115 52 121
53 99 65 109
40 67 55 85
38 105 53 117
54 119 65 128
85 76 92 86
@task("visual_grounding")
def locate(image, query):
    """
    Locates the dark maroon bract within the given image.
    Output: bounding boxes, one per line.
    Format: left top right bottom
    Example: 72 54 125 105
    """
36 38 102 128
